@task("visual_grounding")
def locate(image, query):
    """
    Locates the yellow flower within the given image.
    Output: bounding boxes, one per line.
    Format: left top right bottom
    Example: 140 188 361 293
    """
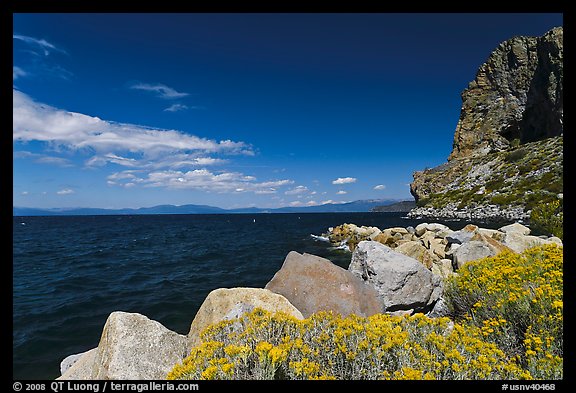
200 366 218 380
268 346 287 365
255 341 273 355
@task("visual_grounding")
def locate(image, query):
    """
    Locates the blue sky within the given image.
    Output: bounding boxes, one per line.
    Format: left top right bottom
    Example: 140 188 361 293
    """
13 13 562 209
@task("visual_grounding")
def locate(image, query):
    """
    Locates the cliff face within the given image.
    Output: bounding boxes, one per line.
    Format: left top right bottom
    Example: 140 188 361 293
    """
410 27 563 221
448 27 563 160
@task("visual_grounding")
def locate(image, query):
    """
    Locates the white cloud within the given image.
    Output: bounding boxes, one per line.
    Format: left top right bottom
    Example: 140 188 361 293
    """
21 191 29 196
130 82 189 99
164 104 189 112
56 188 75 195
332 177 357 185
321 200 347 205
285 185 309 195
13 90 297 195
13 34 66 56
289 200 318 207
107 169 293 194
13 66 27 80
336 190 347 195
13 89 253 157
373 184 386 190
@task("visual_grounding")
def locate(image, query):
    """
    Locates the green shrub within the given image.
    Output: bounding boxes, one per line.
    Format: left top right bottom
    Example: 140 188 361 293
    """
443 245 563 379
416 197 430 208
530 200 563 239
505 147 529 163
490 193 517 206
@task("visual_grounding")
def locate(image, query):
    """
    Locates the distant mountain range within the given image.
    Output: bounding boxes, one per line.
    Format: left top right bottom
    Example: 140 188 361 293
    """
13 199 408 216
371 200 416 213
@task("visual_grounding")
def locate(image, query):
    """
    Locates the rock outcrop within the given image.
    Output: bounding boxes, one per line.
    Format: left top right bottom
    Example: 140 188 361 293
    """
349 241 442 313
449 27 562 160
187 287 303 347
59 311 189 380
265 251 383 318
409 27 563 221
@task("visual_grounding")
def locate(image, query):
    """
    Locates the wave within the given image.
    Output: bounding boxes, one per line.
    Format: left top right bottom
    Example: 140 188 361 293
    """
310 234 330 242
329 240 351 252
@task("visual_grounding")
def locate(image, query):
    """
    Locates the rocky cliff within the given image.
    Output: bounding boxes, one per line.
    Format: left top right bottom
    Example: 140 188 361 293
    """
448 27 562 160
410 27 563 221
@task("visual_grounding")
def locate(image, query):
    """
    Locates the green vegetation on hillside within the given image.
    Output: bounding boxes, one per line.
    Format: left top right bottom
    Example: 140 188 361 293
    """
415 137 563 212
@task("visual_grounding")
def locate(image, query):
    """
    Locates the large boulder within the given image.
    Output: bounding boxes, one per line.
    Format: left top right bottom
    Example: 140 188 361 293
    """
349 241 442 312
446 224 479 245
470 231 513 255
59 311 188 380
58 349 97 379
499 222 531 236
415 223 451 237
431 258 454 280
452 240 495 269
60 349 94 376
501 232 557 253
188 287 303 347
394 241 438 269
265 251 383 318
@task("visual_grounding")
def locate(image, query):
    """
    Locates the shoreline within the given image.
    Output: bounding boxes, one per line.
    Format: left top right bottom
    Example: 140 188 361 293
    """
56 219 562 380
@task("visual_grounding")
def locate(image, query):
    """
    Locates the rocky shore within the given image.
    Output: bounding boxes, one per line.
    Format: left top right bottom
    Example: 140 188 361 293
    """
57 220 562 380
407 202 529 222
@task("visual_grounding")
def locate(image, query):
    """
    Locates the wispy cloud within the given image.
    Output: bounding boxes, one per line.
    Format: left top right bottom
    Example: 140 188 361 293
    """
56 188 75 195
332 177 357 185
14 150 74 167
164 104 189 112
285 185 309 195
336 190 347 194
85 153 228 170
13 34 66 56
373 184 386 190
130 82 189 99
14 35 72 80
13 66 27 80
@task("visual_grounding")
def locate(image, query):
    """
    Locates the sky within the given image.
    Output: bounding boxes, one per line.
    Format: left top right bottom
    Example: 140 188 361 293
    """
12 13 563 210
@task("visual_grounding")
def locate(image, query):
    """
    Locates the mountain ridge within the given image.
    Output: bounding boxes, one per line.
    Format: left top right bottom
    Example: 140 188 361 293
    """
13 199 403 216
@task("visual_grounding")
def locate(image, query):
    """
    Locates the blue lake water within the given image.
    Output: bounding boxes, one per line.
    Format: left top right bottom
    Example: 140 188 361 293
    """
13 212 491 380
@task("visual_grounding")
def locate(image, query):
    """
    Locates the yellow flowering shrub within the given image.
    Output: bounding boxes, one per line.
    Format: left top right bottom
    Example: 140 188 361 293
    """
168 308 529 380
168 244 562 380
443 244 563 379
